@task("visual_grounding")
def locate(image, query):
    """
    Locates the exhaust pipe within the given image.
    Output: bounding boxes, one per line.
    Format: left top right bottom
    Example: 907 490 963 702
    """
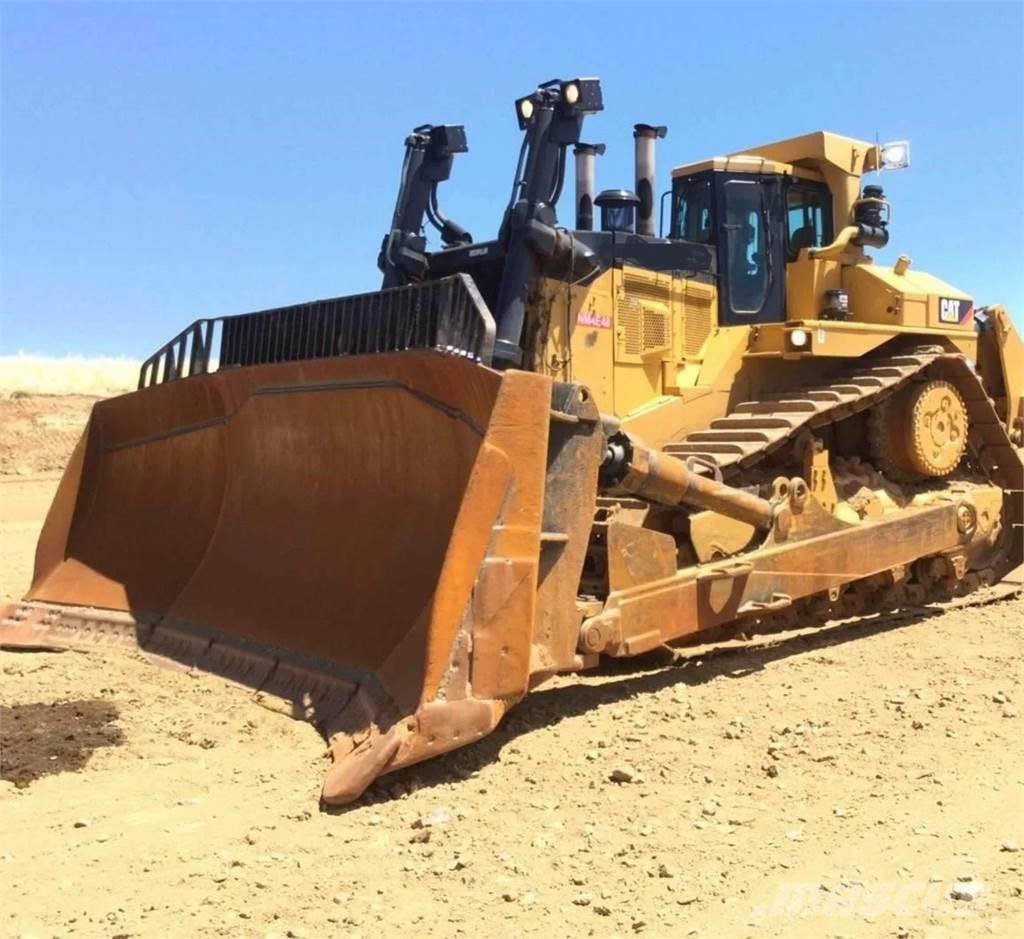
633 123 667 237
573 142 605 231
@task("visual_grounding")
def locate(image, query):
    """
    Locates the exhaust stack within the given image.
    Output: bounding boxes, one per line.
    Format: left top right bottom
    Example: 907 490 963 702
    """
633 123 667 237
573 142 605 231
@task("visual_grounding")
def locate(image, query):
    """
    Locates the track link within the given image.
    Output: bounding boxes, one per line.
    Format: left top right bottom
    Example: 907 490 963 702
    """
664 346 1021 490
664 350 944 477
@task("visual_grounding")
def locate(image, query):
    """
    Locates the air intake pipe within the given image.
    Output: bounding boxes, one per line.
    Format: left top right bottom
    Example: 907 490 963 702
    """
633 124 667 237
852 185 890 249
573 142 605 231
809 185 891 260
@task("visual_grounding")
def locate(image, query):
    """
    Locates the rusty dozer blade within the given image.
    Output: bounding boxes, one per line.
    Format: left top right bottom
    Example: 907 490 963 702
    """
1 351 605 803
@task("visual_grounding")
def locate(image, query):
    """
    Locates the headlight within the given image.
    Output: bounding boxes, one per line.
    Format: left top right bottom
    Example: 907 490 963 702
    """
879 140 910 170
789 328 809 348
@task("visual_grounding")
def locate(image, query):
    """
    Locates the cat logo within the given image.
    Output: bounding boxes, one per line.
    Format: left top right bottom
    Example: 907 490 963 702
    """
939 297 972 325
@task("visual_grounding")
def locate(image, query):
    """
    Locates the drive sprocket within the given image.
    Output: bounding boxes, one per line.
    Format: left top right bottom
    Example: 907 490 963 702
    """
869 378 968 480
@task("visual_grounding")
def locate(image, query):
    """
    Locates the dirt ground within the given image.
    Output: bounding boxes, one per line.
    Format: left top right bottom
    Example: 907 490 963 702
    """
1 392 1022 939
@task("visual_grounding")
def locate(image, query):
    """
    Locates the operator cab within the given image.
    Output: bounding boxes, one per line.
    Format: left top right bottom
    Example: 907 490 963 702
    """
669 156 833 325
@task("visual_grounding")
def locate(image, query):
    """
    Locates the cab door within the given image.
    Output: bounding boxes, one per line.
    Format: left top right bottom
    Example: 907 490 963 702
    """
716 174 786 325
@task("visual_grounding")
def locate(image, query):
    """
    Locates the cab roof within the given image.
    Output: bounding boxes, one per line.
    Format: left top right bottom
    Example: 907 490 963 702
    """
671 131 878 182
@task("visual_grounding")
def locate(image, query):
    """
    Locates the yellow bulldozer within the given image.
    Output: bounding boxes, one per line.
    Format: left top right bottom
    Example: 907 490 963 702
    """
4 77 1021 804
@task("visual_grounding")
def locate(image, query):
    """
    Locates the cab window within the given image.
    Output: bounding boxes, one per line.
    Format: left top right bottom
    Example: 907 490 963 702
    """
786 182 833 258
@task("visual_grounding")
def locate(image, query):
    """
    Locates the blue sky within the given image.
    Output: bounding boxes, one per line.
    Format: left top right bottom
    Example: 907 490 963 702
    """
2 1 1022 356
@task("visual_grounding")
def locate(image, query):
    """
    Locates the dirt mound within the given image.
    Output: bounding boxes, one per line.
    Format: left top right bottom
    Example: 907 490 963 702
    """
0 393 96 476
0 354 139 397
